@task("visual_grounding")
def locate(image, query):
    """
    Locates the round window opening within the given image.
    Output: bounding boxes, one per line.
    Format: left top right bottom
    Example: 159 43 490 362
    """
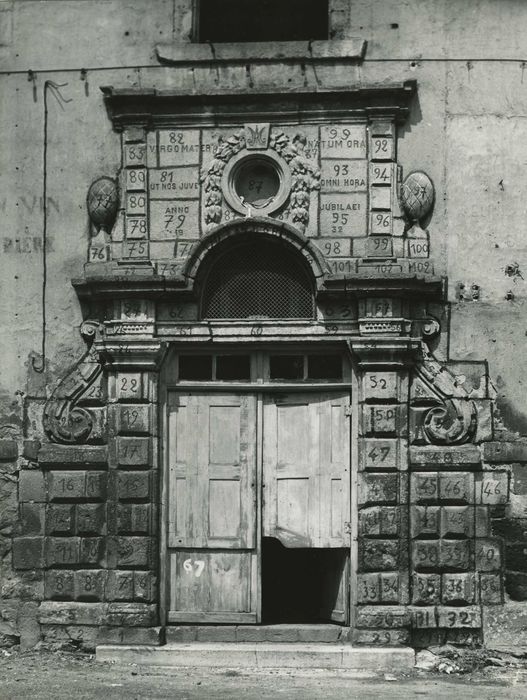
222 151 292 217
234 158 280 208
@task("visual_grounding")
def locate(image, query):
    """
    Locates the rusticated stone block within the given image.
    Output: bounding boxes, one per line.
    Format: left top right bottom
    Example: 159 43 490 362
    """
19 470 46 502
359 506 399 536
80 537 105 566
46 537 80 567
0 439 17 461
117 504 151 534
411 473 439 503
441 540 471 570
114 405 152 435
358 473 398 505
114 373 151 402
134 571 155 602
442 573 477 604
117 471 150 501
445 628 483 646
75 570 107 601
480 573 503 604
412 573 441 605
116 437 151 468
106 570 135 601
38 444 108 466
411 629 445 647
361 372 400 401
357 572 402 604
23 440 41 461
106 603 157 627
47 471 107 502
46 504 74 535
117 536 151 568
439 472 473 503
352 628 410 646
362 405 406 436
13 537 45 570
359 539 400 571
437 606 481 628
477 538 502 571
412 540 440 570
361 438 405 471
45 569 74 600
476 506 491 537
441 506 474 538
356 605 410 629
411 506 440 537
409 445 481 468
76 504 106 535
38 602 106 626
409 606 437 628
18 503 45 535
476 471 509 505
165 626 198 643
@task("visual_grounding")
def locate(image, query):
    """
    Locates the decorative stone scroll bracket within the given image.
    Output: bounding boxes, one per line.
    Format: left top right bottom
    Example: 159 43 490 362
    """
43 321 104 445
413 341 477 446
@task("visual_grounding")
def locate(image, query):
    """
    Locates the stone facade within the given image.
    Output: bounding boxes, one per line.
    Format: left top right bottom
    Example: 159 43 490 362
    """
1 1 527 652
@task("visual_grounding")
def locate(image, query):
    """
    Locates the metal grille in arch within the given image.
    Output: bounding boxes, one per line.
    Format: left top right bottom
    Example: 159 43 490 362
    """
200 238 314 320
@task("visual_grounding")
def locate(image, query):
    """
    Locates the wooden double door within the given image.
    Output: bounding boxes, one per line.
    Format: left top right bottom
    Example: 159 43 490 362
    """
166 390 351 624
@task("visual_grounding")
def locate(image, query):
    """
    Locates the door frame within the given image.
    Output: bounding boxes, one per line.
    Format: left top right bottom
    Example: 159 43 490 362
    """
159 343 359 628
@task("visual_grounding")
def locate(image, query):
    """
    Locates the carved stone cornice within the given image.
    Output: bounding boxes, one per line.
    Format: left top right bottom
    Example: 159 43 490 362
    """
347 337 422 369
96 339 168 372
101 81 417 130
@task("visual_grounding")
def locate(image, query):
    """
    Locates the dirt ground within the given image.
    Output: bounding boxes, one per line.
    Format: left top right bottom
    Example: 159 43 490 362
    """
0 649 526 700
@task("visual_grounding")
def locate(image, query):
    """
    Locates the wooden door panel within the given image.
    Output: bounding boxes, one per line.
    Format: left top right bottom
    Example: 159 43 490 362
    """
263 392 350 548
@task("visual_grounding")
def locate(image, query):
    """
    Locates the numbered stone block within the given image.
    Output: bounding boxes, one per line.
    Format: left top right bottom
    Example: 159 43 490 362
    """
476 472 509 505
360 298 401 318
362 372 399 401
412 573 441 605
441 506 474 538
445 628 483 646
475 506 491 537
45 570 74 600
409 606 438 628
117 504 151 534
411 473 439 503
361 439 404 471
134 571 155 602
46 505 75 535
117 536 151 568
158 129 200 167
366 235 393 258
48 471 85 501
380 572 401 604
476 538 501 571
411 506 440 537
412 540 440 571
117 471 150 501
352 629 410 646
114 372 150 402
358 473 398 505
359 506 399 536
362 405 406 436
106 602 157 627
106 570 134 601
115 405 152 435
80 537 105 566
357 573 381 603
85 472 107 501
409 445 481 468
442 573 477 604
116 437 151 468
439 472 473 503
74 570 107 601
320 159 367 194
46 537 81 567
359 539 400 572
437 606 481 629
149 167 200 199
150 201 200 240
480 573 503 604
76 504 106 535
320 124 367 159
441 540 471 570
356 605 409 629
123 143 146 168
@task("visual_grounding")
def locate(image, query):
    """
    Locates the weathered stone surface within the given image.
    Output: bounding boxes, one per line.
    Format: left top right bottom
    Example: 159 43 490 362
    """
97 626 163 646
356 605 410 629
359 539 400 571
38 444 108 466
484 442 527 464
38 602 106 626
436 606 481 628
358 474 398 505
410 445 481 467
0 439 17 461
18 471 46 503
12 537 45 569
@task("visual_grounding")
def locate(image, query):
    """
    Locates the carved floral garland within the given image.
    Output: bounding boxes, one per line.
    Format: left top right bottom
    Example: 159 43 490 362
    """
201 129 320 233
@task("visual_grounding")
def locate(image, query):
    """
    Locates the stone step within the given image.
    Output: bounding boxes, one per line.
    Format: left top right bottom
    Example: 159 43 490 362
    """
96 642 415 671
166 623 347 644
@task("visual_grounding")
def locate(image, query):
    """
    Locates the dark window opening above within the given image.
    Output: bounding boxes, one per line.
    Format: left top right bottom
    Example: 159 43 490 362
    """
197 0 329 43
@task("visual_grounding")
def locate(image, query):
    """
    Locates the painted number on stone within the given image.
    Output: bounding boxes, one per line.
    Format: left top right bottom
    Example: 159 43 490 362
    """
183 559 205 577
